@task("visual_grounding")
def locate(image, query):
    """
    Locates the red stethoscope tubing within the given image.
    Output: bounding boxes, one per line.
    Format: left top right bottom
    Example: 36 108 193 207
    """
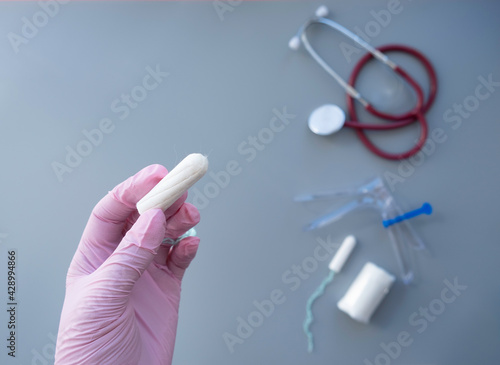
344 44 438 160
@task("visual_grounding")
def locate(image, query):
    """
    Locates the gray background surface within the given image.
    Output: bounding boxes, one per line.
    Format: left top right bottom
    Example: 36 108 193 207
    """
1 1 499 364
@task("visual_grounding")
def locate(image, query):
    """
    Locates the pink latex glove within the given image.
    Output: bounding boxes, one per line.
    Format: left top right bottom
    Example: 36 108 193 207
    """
55 164 200 365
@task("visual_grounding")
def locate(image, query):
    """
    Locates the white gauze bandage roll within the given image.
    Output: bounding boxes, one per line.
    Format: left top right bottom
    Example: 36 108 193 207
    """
337 262 395 324
136 153 208 214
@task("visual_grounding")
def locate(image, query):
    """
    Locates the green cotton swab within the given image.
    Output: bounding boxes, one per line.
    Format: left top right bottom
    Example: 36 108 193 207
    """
303 235 357 353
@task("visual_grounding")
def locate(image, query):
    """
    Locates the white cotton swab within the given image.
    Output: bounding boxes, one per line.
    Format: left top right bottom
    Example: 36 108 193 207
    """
136 153 208 214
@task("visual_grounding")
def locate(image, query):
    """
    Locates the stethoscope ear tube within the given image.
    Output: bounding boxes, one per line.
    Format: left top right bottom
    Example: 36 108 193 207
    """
345 44 437 160
355 111 429 160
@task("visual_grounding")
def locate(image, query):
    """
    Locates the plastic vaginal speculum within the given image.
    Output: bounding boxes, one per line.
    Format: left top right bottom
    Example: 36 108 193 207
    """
295 176 430 285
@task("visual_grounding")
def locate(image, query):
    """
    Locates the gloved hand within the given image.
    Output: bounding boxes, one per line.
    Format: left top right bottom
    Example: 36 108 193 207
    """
55 164 201 365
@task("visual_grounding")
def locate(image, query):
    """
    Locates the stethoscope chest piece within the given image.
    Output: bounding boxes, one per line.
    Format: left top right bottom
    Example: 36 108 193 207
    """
308 104 345 136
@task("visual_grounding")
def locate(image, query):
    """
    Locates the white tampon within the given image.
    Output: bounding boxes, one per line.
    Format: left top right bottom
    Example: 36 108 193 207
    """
303 235 356 352
329 235 356 273
136 153 208 214
337 262 395 324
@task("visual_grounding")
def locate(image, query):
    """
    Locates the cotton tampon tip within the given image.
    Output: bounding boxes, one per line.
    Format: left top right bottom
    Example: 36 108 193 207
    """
328 235 356 273
136 153 208 214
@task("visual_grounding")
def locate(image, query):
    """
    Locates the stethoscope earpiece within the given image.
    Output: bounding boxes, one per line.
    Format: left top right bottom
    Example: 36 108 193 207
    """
315 5 329 18
288 36 301 51
288 6 329 51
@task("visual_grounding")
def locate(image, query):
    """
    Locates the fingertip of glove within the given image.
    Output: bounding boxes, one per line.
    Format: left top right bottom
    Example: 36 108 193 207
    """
178 236 200 259
183 203 201 225
129 209 167 250
111 164 168 208
140 208 167 229
167 236 200 278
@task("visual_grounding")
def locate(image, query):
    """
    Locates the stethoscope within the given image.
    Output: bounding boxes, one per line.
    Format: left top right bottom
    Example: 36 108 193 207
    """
289 6 437 160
